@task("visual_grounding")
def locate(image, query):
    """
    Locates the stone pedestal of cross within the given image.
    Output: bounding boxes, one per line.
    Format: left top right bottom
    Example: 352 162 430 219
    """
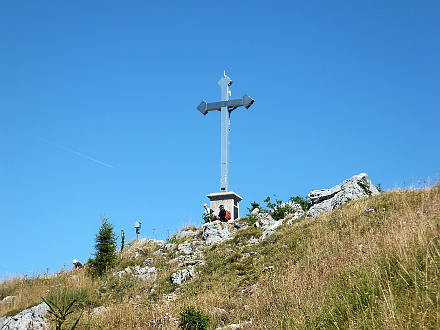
197 72 254 220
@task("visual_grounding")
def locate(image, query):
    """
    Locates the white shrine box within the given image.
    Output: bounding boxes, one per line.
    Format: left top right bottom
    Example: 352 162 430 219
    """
207 191 243 220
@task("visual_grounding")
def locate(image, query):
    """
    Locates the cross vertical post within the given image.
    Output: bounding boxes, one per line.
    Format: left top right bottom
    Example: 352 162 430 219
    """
218 72 232 191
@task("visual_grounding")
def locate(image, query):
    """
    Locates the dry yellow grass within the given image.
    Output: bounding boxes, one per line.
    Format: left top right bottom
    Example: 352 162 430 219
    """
0 270 96 317
1 185 439 329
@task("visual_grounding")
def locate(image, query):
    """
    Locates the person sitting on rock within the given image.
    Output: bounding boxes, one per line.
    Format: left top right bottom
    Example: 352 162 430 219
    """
203 203 215 222
218 205 227 222
72 259 83 270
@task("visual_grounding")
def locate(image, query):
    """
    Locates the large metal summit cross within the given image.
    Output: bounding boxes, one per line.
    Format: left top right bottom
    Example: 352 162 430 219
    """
197 72 254 220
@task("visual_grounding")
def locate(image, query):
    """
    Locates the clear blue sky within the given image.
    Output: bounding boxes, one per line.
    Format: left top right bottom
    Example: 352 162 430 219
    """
1 1 439 279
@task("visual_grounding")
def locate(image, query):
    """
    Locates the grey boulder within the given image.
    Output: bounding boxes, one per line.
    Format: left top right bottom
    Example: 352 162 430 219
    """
0 302 49 329
170 266 195 285
202 222 236 245
307 173 379 217
255 213 282 240
133 265 157 280
177 242 194 255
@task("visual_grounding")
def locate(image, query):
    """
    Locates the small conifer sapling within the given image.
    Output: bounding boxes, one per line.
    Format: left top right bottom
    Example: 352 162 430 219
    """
88 217 117 277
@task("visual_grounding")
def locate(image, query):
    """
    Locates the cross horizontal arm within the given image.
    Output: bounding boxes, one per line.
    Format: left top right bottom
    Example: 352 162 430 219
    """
197 95 254 115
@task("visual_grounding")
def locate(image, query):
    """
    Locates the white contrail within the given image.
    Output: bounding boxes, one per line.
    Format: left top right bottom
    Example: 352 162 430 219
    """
37 137 114 168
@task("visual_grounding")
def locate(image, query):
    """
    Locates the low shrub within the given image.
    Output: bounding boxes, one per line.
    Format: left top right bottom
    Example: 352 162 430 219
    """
289 195 310 211
179 306 210 330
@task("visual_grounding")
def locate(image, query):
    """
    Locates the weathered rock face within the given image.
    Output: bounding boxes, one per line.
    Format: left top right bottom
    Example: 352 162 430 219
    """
254 203 304 239
160 227 207 285
254 213 281 240
307 173 379 217
133 265 157 280
115 265 157 280
170 266 195 285
0 302 49 329
202 222 236 245
258 213 289 239
177 241 194 255
255 213 276 228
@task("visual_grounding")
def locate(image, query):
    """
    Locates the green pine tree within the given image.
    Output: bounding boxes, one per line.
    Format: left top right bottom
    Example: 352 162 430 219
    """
88 217 117 277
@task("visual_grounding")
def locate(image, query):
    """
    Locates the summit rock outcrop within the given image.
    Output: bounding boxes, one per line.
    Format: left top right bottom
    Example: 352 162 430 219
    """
307 173 379 217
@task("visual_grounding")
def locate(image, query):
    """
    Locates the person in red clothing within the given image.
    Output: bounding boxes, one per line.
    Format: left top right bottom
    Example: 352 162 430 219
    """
218 205 227 222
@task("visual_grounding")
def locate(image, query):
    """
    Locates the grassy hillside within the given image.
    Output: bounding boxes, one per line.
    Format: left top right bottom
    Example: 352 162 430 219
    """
1 185 439 329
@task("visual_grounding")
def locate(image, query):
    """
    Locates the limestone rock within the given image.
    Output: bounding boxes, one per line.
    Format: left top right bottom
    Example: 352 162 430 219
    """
142 257 153 266
255 213 282 240
145 238 165 246
202 222 236 245
0 302 49 329
307 173 379 217
173 229 199 241
115 267 133 277
259 221 282 240
232 221 249 230
91 306 110 316
0 296 15 304
281 202 305 224
254 213 275 228
285 203 305 225
133 265 157 280
177 242 193 255
115 265 157 280
170 266 195 285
